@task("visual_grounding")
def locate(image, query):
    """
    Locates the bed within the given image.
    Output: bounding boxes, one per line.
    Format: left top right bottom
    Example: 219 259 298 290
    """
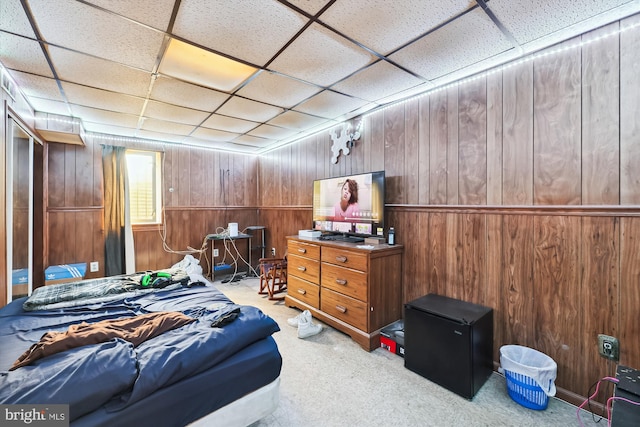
0 268 282 427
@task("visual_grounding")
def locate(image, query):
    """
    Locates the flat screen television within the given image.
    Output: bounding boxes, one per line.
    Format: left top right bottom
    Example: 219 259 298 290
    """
312 171 385 240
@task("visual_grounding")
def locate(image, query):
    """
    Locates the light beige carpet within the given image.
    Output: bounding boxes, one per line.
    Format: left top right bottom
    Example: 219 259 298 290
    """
217 278 603 427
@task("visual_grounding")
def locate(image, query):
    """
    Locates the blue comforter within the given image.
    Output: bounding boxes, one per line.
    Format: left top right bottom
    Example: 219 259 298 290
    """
0 284 280 422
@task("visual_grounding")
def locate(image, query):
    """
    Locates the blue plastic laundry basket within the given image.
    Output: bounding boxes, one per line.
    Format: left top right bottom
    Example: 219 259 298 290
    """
500 345 557 410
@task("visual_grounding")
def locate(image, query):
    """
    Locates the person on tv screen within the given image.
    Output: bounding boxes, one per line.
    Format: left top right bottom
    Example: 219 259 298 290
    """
334 178 360 220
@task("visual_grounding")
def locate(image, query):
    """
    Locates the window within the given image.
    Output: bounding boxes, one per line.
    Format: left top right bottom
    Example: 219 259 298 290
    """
125 150 162 224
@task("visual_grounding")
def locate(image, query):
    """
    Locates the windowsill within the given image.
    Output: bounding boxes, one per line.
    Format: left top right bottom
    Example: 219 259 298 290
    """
132 223 163 232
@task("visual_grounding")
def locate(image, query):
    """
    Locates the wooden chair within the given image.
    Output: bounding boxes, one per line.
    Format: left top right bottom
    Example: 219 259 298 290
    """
258 257 288 300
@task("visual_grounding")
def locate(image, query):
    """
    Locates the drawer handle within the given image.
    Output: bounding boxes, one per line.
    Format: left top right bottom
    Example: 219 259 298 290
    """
297 266 307 272
298 248 307 254
297 289 307 295
335 279 347 286
335 305 347 313
336 256 347 263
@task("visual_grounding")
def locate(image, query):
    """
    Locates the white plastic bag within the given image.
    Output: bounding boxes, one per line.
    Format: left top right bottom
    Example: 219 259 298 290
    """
172 254 211 285
499 345 557 396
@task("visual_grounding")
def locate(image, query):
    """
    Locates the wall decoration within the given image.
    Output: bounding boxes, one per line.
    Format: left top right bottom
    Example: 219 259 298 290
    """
329 119 362 164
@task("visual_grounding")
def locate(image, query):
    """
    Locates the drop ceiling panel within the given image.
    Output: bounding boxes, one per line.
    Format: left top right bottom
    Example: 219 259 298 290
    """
136 129 186 143
9 71 63 100
287 0 331 16
294 90 371 120
201 114 260 134
173 0 308 65
62 82 145 115
233 134 273 147
48 46 152 97
83 121 137 137
0 0 36 37
143 100 209 126
248 124 298 140
150 75 229 111
489 0 634 45
267 110 328 130
0 33 53 77
27 97 70 116
84 0 175 31
389 8 515 81
140 118 195 136
28 0 165 71
191 127 240 142
70 105 140 128
332 60 425 102
216 96 284 123
268 22 377 87
320 0 470 55
236 71 322 108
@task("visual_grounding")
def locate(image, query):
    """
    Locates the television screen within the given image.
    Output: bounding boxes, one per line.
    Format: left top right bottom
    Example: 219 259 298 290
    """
312 171 385 237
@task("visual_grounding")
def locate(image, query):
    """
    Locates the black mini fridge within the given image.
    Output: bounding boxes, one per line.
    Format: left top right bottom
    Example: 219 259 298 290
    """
404 294 493 399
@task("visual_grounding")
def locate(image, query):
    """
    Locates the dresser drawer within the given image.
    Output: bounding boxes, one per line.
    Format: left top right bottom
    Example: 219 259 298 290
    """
321 263 367 301
321 247 368 271
288 240 320 260
288 253 320 283
321 288 368 331
288 276 320 308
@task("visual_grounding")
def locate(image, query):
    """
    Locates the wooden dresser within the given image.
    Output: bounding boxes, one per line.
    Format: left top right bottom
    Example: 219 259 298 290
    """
285 236 403 351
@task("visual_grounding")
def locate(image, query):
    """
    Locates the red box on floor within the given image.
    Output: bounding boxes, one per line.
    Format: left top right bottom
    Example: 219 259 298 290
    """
380 335 397 354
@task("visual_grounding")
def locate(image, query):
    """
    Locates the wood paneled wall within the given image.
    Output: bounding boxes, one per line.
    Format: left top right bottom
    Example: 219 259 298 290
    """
256 16 640 406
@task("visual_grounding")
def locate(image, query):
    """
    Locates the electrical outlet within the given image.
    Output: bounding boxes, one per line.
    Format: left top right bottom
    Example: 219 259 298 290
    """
271 247 276 256
598 334 620 362
90 261 99 272
213 249 219 257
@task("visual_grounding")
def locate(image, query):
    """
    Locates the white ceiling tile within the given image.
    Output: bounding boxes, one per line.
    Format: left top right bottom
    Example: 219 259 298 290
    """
320 0 470 55
0 33 53 77
140 117 195 136
267 110 328 130
136 129 186 143
233 134 273 147
27 97 70 116
62 83 145 115
269 22 376 87
28 0 165 71
332 61 425 102
1 0 36 37
217 96 284 123
389 8 515 81
9 71 63 100
70 104 140 128
294 90 370 120
248 124 298 140
287 0 331 16
143 100 209 125
150 75 229 112
48 46 152 97
84 0 175 31
191 127 240 142
236 71 321 108
84 122 137 137
489 0 636 45
173 0 308 66
201 114 260 134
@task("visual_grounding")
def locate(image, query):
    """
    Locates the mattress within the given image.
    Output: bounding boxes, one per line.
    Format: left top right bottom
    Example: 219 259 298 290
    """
0 274 282 426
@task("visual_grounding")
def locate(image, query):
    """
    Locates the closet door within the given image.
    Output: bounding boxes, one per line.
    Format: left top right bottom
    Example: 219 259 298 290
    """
6 118 34 303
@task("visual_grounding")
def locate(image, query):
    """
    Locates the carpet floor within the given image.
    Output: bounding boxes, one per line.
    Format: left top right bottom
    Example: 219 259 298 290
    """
216 277 603 427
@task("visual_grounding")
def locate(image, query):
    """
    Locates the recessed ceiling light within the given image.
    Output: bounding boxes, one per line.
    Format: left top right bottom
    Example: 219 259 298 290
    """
158 38 258 92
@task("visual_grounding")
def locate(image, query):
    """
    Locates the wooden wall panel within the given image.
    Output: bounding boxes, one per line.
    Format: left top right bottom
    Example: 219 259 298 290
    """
502 61 533 205
534 216 581 390
458 79 487 205
446 86 459 204
429 91 448 204
485 214 503 361
533 41 582 205
384 106 405 204
620 217 640 369
417 96 430 205
405 99 420 205
620 14 640 205
486 73 503 205
582 24 620 205
189 148 206 206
